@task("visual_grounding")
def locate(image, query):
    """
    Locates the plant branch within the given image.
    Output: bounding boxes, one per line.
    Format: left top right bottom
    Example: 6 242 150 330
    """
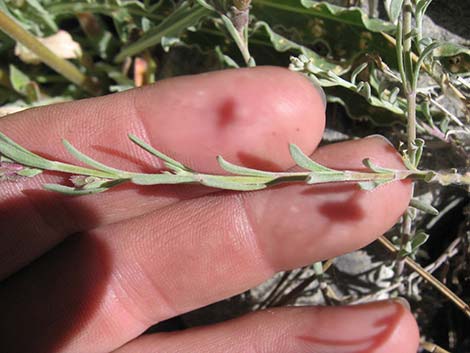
0 132 468 195
223 0 255 66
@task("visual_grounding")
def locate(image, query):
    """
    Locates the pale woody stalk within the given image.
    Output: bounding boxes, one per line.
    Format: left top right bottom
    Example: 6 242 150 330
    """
395 0 418 282
0 10 98 95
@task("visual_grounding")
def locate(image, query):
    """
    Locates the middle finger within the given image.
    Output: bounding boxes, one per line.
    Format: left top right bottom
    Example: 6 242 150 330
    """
0 136 412 353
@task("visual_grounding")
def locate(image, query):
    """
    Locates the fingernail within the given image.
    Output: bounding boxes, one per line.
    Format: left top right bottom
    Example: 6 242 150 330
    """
393 297 411 311
295 301 407 353
364 134 395 148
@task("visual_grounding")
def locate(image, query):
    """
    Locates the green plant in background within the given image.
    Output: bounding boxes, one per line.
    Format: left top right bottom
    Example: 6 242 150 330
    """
0 0 469 351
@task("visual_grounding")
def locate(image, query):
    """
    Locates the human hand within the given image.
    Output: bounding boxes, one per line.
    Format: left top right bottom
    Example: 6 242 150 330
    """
0 67 419 353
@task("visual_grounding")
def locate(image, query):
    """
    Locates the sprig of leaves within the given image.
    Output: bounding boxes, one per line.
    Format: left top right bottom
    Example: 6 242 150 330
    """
0 131 468 196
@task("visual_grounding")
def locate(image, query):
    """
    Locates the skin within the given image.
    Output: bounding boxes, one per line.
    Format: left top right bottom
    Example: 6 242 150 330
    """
0 67 419 353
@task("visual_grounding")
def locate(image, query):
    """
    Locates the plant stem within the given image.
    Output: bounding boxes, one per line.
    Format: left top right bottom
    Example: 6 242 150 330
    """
407 90 417 155
402 0 413 89
402 0 416 152
227 1 254 66
395 0 417 283
0 10 98 95
378 236 470 318
421 341 451 353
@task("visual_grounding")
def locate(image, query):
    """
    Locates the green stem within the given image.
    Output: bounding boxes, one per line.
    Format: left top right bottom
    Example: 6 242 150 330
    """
395 0 416 283
0 10 98 95
402 0 413 86
407 91 417 155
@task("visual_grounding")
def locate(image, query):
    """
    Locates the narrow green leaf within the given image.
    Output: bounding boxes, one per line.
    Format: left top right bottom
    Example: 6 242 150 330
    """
217 156 277 177
411 230 430 250
0 134 54 170
0 131 44 157
385 0 404 22
351 62 368 85
43 184 109 195
362 158 394 173
389 87 400 104
9 65 31 94
410 198 439 215
289 144 335 173
128 134 190 172
194 0 215 11
412 41 441 89
413 138 425 167
215 46 240 68
356 81 372 101
416 0 433 19
0 133 119 178
62 139 124 176
25 0 58 32
115 2 211 62
433 42 470 58
220 14 254 66
254 0 395 32
17 168 42 177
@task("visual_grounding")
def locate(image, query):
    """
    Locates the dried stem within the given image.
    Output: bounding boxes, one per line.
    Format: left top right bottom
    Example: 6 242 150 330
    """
378 236 470 318
395 0 416 282
0 10 98 95
412 237 461 284
421 341 451 353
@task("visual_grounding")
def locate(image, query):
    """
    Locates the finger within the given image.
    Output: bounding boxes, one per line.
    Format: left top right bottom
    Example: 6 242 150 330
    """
113 302 419 353
0 66 325 279
0 136 412 353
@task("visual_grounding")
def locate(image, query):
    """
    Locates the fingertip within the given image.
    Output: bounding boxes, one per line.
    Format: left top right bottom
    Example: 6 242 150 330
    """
374 301 420 353
312 134 413 222
133 66 326 172
245 136 413 270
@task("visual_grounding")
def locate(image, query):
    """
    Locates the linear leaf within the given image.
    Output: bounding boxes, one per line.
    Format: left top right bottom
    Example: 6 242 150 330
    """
115 2 212 62
254 0 395 32
43 184 108 195
385 0 404 22
411 230 430 250
0 134 54 170
289 144 335 173
410 198 439 216
17 167 42 177
217 156 278 177
62 139 125 176
362 158 394 173
128 134 190 172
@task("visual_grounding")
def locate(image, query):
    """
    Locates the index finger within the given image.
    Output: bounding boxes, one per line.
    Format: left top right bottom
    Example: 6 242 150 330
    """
0 66 326 279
